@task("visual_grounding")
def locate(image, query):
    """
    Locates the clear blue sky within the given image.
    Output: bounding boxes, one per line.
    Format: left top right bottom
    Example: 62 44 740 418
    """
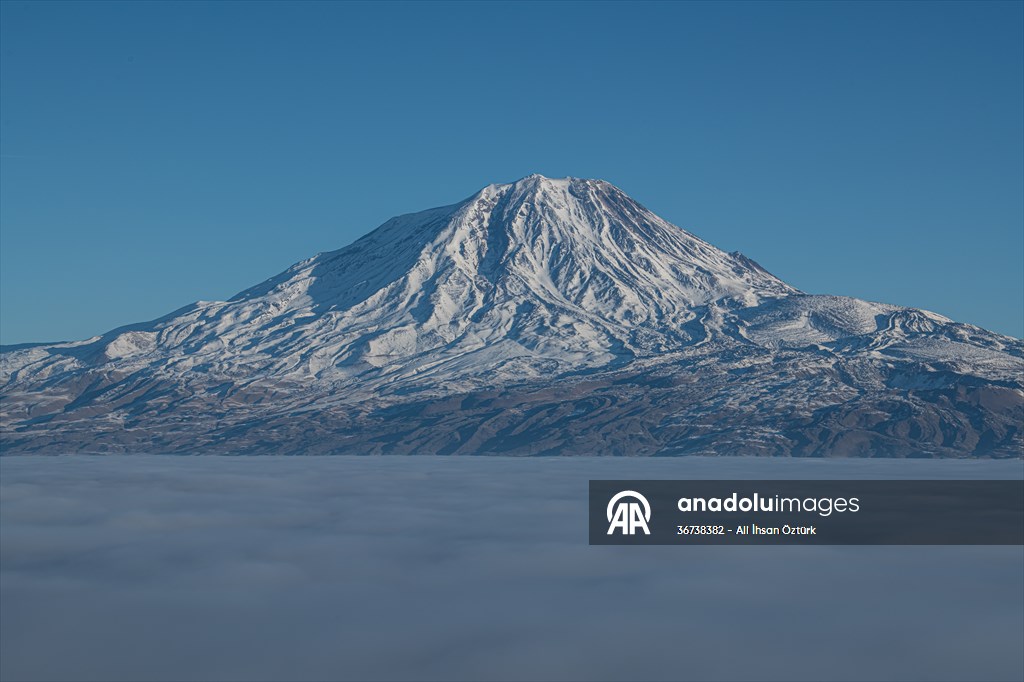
1 0 1021 344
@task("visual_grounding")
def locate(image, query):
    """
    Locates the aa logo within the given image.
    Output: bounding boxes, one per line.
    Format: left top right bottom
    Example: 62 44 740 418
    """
606 490 651 535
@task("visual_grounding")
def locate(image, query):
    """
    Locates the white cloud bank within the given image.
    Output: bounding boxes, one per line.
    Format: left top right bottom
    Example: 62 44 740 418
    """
2 456 1022 682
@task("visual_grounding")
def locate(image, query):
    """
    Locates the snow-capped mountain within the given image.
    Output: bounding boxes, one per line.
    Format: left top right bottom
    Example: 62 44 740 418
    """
2 175 1021 456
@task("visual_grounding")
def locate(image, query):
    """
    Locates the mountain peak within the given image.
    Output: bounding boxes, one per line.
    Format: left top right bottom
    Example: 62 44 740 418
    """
210 174 800 380
478 173 575 202
485 173 617 198
510 172 569 184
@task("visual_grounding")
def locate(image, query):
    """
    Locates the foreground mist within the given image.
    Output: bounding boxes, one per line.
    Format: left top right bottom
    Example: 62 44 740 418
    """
2 456 1022 682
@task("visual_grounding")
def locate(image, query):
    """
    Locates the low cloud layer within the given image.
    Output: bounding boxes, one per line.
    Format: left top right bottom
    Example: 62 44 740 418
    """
2 456 1022 682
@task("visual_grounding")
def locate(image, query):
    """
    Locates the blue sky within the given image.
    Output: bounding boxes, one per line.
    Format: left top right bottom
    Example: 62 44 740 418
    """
1 0 1021 344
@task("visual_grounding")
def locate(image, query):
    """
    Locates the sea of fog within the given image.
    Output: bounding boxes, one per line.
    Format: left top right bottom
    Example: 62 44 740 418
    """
2 456 1022 682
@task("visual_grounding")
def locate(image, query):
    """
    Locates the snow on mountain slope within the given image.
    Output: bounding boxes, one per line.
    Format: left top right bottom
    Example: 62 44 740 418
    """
4 176 796 387
1 175 1021 457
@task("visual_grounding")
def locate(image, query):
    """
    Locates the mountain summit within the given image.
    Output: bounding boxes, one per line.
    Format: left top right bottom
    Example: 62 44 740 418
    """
2 176 1021 456
210 174 795 387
